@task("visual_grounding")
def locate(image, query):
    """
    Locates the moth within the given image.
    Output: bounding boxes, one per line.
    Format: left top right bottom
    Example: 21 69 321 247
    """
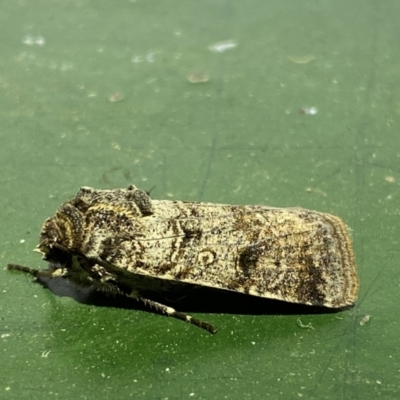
8 185 359 334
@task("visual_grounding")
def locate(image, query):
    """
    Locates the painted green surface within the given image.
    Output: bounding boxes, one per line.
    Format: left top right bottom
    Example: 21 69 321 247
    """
1 1 399 399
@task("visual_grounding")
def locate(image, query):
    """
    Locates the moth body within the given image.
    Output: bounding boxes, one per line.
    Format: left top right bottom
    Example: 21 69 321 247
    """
8 185 359 334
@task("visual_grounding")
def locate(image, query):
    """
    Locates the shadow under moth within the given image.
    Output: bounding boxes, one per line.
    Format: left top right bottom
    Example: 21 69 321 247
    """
8 185 359 334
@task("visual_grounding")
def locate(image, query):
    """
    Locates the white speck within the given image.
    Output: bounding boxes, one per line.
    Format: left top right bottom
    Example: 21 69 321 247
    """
5 387 10 391
187 72 210 84
387 195 393 200
19 239 25 244
288 55 315 64
189 393 195 397
131 56 143 63
108 91 124 103
299 107 318 115
385 176 395 183
376 380 382 385
133 379 137 383
35 36 45 46
22 36 35 45
165 368 170 372
1 334 10 339
208 40 237 53
111 141 121 151
359 315 371 326
101 373 106 378
308 107 318 115
41 350 51 358
132 53 155 63
60 62 74 71
22 36 45 46
251 341 255 345
146 52 155 63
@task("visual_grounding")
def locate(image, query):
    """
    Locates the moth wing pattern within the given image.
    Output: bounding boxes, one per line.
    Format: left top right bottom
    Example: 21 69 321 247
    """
87 199 357 309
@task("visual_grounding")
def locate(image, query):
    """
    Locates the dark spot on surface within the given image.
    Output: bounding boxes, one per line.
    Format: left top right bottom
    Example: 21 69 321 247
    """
294 265 326 306
227 279 242 291
189 206 200 218
174 266 194 280
154 262 177 275
183 229 202 240
239 243 265 277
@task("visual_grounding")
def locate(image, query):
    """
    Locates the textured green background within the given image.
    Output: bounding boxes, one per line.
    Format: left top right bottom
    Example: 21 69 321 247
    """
1 1 399 399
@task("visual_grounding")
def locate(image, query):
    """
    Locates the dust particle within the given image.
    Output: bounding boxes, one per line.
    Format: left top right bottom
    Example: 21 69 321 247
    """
187 72 210 84
359 315 371 326
288 55 316 64
385 176 395 183
108 92 124 103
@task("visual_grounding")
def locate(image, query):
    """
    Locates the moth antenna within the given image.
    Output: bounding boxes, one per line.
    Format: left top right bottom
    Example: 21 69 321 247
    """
7 264 40 277
138 297 217 334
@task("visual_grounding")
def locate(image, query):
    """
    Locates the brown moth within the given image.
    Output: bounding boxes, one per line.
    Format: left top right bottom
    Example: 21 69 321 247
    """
8 185 359 333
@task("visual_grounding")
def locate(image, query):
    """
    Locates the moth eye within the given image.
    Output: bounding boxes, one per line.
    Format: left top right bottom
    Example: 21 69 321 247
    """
79 186 94 195
127 185 137 191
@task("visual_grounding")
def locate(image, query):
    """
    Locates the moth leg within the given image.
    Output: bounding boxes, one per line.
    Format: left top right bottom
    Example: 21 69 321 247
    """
138 297 217 334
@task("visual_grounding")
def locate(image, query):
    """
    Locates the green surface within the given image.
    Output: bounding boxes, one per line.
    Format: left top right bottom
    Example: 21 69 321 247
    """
1 1 399 399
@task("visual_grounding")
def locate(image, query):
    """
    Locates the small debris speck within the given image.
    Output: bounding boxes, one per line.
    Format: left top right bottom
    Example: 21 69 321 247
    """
288 55 315 64
385 176 395 183
359 315 371 326
299 107 318 115
108 92 124 103
187 72 210 84
208 40 237 53
297 318 315 330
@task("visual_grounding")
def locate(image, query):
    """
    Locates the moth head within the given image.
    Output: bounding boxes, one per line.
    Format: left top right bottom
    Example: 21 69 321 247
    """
36 203 84 262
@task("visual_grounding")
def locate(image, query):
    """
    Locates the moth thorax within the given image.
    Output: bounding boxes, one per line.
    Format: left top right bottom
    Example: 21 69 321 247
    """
38 203 84 255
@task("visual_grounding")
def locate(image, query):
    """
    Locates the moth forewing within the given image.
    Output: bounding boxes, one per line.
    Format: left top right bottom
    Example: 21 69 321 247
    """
8 185 359 334
89 199 358 309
